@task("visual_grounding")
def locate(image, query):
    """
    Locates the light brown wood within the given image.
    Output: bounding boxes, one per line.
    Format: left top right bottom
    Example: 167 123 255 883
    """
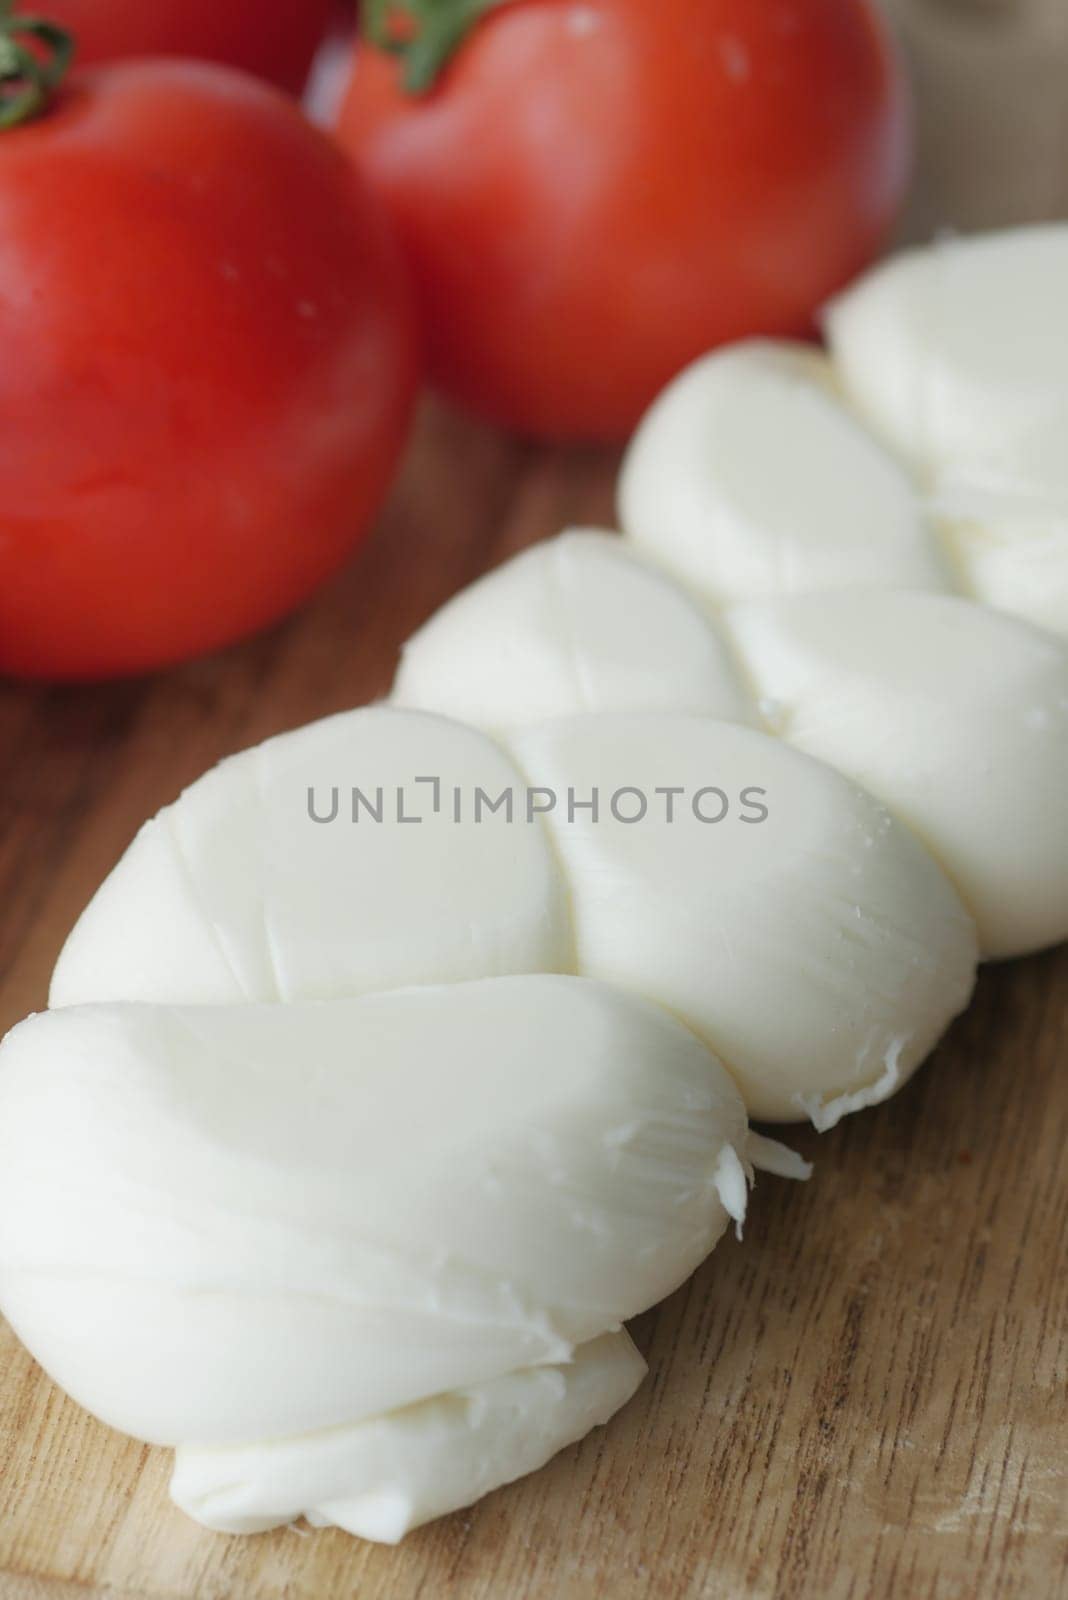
2 5 1067 1598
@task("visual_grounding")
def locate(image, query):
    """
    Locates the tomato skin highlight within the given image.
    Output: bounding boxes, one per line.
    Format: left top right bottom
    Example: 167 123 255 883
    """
0 61 418 681
34 0 336 95
338 0 911 441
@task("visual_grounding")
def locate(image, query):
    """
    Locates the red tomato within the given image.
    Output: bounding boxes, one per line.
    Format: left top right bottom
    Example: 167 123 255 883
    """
0 61 417 680
338 0 910 441
36 0 336 95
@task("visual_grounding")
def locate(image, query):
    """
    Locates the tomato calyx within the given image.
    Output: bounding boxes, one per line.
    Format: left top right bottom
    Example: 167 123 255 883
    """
363 0 508 93
0 1 74 129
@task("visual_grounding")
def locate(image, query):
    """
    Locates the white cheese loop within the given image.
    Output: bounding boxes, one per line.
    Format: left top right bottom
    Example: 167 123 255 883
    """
826 226 1068 640
170 1332 646 1543
0 977 749 1529
49 706 573 1009
505 715 977 1127
617 341 951 607
825 226 1068 486
391 534 1068 960
52 682 979 1123
393 529 756 736
32 226 1067 1544
933 478 1068 646
393 534 752 732
620 231 1068 646
725 592 1068 960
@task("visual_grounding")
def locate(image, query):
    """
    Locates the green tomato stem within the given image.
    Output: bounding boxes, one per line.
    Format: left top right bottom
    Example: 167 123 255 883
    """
0 1 74 130
362 0 509 94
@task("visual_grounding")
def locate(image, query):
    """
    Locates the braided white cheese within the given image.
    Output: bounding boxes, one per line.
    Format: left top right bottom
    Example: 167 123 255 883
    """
49 705 573 1008
171 1332 648 1542
395 531 1068 960
827 227 1068 492
0 977 751 1541
49 699 977 1123
621 227 1068 641
5 225 1063 1546
507 713 975 1124
617 341 952 607
7 689 967 1538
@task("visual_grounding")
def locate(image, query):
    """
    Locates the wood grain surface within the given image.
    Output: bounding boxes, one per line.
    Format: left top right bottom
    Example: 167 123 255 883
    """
2 4 1067 1598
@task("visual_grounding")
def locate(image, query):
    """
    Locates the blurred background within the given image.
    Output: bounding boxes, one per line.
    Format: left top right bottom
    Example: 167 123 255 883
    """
886 0 1068 231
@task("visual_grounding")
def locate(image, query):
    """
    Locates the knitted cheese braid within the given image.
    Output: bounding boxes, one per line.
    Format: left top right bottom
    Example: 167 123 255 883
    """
393 530 1068 964
395 229 1068 972
2 226 1061 1547
621 226 1068 644
24 692 978 1538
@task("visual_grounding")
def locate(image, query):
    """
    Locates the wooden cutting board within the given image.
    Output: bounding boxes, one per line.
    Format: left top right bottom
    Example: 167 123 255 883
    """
1 5 1067 1597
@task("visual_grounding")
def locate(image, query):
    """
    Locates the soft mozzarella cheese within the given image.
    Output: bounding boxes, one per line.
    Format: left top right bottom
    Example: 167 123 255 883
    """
49 706 573 1009
827 227 1068 638
506 715 977 1127
24 225 1066 1547
393 529 757 732
618 233 1068 641
929 469 1068 642
0 977 747 1451
389 533 1065 959
171 1331 646 1542
725 592 1068 959
826 226 1068 483
618 342 949 605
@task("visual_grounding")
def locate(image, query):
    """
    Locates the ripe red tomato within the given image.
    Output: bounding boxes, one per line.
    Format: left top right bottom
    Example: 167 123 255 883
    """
0 61 417 680
34 0 336 95
338 0 910 441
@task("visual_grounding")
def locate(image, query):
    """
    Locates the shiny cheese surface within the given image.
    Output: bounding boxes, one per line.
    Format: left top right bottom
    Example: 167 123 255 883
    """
11 225 1065 1546
394 533 1068 960
0 978 750 1529
50 706 573 1008
506 714 976 1126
